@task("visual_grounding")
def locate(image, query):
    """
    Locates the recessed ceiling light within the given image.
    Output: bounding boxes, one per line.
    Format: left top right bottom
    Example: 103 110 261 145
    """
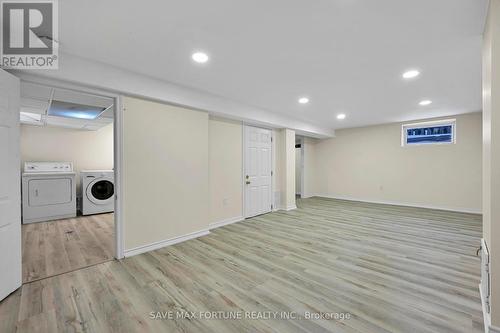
337 113 346 120
192 52 209 63
419 100 432 106
298 97 309 104
402 70 420 79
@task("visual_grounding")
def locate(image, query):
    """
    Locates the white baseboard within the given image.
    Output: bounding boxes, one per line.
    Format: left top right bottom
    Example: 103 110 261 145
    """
314 194 482 214
209 216 244 230
124 229 210 257
275 205 297 211
480 283 492 333
480 288 500 333
490 325 500 333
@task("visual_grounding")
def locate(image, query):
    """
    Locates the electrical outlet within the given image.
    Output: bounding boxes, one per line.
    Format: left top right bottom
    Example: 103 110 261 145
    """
223 198 228 206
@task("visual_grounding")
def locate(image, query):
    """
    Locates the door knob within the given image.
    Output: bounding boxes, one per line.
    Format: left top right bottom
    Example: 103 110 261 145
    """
246 181 251 185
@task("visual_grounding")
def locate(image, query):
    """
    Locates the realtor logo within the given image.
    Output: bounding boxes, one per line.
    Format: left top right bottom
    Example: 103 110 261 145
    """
1 0 58 69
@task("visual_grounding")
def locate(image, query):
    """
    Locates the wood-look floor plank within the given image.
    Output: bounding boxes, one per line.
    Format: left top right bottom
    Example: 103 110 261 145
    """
1 198 484 332
21 214 114 283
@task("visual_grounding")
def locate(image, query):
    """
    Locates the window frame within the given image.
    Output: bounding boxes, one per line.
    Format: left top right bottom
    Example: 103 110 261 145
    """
401 118 456 147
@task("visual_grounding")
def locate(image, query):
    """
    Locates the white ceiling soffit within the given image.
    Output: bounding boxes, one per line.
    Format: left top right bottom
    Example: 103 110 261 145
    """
14 0 488 135
12 54 334 138
21 82 52 100
52 88 113 109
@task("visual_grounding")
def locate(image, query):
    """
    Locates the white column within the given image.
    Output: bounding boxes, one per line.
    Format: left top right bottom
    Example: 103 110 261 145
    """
284 129 296 210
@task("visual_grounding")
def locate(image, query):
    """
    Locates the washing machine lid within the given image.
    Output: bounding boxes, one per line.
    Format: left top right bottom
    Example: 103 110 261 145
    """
86 177 114 205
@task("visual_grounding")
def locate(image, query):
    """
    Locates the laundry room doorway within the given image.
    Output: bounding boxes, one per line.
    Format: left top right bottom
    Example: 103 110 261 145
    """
16 78 123 284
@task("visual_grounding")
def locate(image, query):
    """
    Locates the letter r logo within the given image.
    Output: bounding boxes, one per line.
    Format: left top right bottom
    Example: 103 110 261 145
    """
2 2 53 54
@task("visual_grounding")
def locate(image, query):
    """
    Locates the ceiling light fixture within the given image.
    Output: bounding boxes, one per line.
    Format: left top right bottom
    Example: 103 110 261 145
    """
402 70 420 79
298 97 309 104
337 113 346 120
419 100 432 106
192 52 209 63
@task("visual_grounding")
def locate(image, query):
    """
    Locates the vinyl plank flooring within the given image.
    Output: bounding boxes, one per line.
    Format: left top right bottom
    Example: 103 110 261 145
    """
1 198 483 332
21 214 114 283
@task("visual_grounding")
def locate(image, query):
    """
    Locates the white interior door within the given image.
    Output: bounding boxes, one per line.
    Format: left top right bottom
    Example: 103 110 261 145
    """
0 70 21 301
244 126 272 218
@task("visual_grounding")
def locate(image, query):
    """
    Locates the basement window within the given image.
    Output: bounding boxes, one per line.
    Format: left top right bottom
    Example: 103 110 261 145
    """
402 119 456 146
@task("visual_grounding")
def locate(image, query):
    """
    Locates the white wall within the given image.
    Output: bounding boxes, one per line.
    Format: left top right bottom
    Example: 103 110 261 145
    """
482 0 500 327
271 128 297 209
295 146 302 195
312 113 482 213
121 99 298 253
283 129 296 210
122 96 209 252
302 137 317 199
273 129 284 208
209 118 243 224
20 123 114 191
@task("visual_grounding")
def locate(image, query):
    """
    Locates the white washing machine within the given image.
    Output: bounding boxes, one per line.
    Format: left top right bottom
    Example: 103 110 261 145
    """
81 170 114 215
22 162 77 224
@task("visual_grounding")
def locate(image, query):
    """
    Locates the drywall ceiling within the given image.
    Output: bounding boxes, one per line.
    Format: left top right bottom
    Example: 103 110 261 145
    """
55 0 487 130
20 82 114 130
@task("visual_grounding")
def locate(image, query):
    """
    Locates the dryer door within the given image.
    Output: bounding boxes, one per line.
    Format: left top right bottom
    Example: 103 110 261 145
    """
86 178 114 205
28 178 72 206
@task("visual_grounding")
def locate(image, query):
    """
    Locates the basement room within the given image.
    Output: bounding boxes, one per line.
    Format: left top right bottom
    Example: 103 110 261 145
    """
0 1 499 332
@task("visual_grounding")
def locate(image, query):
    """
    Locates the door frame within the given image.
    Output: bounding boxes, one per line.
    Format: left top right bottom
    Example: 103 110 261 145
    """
242 124 275 218
0 69 22 301
15 75 125 259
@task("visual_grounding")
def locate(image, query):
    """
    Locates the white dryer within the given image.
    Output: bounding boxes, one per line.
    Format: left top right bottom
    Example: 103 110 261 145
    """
22 162 77 224
81 170 114 215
